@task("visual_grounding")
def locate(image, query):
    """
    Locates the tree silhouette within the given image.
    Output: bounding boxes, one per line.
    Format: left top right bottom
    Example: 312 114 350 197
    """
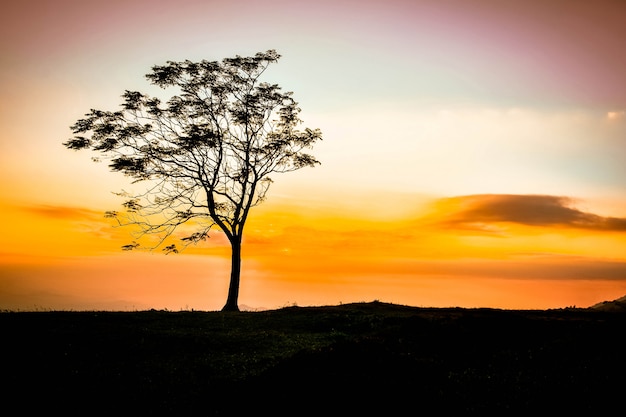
64 50 322 311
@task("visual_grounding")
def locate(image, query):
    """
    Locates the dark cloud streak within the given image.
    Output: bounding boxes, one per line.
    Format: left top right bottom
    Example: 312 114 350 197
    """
23 205 103 220
438 194 626 232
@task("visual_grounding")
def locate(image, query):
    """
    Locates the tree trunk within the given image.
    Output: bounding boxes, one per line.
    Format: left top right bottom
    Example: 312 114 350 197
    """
222 237 242 312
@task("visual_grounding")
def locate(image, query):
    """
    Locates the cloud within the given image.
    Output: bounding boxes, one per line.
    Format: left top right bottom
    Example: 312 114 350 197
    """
435 194 626 232
23 205 102 220
607 110 626 121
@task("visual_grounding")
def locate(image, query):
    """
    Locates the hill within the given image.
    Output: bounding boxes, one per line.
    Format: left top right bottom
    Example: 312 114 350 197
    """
590 294 626 312
2 301 625 415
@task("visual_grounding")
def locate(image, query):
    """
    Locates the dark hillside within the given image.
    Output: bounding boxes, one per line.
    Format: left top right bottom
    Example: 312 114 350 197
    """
590 294 626 312
2 302 625 415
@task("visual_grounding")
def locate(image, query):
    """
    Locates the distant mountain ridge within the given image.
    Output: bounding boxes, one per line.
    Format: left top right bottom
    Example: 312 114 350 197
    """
590 295 626 312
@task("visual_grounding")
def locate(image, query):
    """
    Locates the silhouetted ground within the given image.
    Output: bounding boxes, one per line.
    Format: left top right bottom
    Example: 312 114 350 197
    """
2 301 625 415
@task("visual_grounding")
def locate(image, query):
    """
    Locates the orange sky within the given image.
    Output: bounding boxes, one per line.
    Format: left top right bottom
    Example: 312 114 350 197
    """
2 190 626 310
2 0 626 310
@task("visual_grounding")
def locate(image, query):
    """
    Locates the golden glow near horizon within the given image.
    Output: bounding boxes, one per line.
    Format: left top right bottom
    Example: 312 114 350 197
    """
2 0 626 310
4 189 625 310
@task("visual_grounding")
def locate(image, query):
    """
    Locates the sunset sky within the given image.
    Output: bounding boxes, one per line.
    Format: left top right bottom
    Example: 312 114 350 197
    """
2 0 626 311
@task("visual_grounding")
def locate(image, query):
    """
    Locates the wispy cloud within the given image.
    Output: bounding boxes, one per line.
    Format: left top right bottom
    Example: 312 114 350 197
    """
23 205 103 220
433 194 626 232
607 110 626 121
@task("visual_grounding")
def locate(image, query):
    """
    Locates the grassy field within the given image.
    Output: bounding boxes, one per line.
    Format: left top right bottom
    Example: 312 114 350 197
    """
2 301 625 415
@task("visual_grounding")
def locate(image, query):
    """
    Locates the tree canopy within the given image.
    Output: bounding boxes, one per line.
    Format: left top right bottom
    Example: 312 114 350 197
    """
64 50 322 310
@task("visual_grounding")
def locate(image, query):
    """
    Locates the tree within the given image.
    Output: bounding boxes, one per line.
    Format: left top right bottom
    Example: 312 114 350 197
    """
64 50 322 311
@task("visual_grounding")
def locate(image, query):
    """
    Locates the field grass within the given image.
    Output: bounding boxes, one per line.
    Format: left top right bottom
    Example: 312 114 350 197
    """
2 301 625 415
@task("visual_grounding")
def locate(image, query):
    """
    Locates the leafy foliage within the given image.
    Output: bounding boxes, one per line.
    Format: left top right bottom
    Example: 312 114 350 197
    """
64 50 321 251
